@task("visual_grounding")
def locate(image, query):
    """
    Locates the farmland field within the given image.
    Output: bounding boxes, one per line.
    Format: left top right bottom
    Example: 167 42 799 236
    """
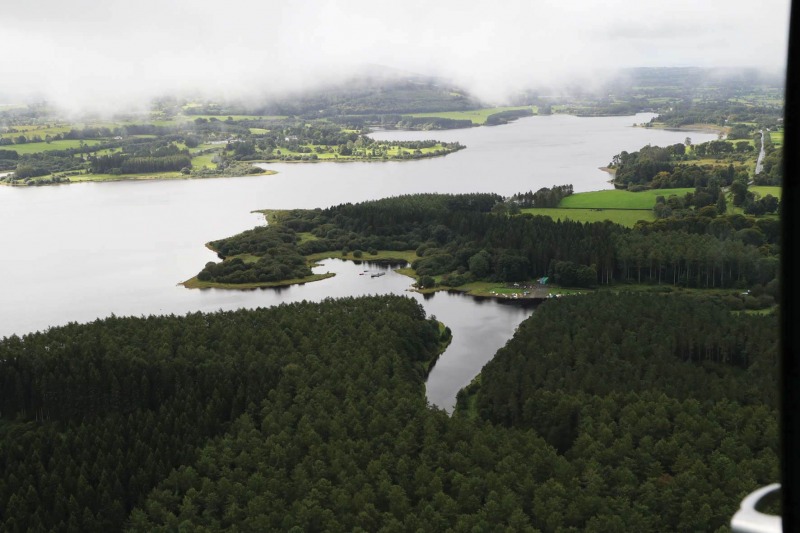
406 106 535 125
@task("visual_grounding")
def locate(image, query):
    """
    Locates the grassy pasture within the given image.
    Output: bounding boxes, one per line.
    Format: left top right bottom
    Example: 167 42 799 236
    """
197 143 225 151
724 138 755 147
650 122 728 134
93 147 123 157
750 186 781 200
191 153 217 169
517 188 706 227
0 139 103 154
770 131 783 146
521 207 653 227
297 232 319 244
559 188 693 209
684 148 758 173
1 125 73 140
406 106 535 125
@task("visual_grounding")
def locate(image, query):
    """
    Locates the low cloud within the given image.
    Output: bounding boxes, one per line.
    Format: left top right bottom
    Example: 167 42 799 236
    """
0 0 790 114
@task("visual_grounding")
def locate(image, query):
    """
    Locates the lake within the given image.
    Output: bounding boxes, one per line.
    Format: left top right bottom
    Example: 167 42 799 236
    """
0 113 717 411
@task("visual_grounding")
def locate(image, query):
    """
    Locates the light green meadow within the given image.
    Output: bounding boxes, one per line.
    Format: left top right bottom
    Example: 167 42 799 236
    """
750 186 781 200
406 106 535 125
522 207 654 227
0 140 104 155
559 188 694 209
191 153 217 169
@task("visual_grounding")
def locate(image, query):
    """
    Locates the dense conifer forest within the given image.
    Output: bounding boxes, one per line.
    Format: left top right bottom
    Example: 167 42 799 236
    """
0 291 776 531
0 297 443 531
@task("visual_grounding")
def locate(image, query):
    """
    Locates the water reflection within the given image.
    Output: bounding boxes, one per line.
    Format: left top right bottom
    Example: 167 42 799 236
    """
181 257 534 412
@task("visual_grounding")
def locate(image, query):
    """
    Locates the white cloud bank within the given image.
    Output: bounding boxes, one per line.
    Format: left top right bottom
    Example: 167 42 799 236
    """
0 0 790 113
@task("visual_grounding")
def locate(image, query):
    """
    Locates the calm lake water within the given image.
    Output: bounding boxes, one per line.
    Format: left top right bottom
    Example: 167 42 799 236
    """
0 113 717 411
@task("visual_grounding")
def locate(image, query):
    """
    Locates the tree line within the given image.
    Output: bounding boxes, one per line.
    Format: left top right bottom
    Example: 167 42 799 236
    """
198 193 778 294
510 185 574 208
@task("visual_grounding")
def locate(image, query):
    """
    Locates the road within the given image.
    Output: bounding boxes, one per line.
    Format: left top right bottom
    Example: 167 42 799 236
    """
755 129 766 175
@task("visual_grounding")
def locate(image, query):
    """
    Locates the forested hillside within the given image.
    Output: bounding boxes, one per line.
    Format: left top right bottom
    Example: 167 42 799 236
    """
0 291 777 531
0 297 443 531
460 292 779 531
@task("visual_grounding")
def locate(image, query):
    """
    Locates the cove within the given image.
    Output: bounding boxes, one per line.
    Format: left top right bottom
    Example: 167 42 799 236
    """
0 113 718 411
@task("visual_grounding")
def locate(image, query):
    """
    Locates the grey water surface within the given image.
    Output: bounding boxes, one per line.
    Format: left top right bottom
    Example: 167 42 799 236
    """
0 113 717 411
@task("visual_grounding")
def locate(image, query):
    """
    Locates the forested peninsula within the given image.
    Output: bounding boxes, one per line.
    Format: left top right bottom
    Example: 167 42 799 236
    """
189 192 779 310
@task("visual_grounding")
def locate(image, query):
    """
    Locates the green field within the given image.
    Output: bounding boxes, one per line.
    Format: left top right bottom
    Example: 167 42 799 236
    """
770 131 783 146
190 153 218 169
518 188 704 227
559 188 694 209
649 122 728 134
522 207 654 227
750 186 781 200
406 106 535 125
0 139 103 154
724 137 755 147
523 185 781 227
1 124 73 140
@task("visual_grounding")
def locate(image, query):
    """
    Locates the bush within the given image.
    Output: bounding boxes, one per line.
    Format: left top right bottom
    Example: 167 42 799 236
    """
440 273 470 287
418 275 436 289
722 295 745 310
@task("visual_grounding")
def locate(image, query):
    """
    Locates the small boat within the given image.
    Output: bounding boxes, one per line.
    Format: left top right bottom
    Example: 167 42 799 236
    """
370 272 385 278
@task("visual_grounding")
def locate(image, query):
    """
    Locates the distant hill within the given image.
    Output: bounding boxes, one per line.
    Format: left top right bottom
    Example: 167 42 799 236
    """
185 70 485 117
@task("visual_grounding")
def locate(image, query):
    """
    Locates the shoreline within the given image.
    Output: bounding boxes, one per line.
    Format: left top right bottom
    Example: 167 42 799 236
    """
422 321 453 378
253 148 465 165
180 272 335 290
636 122 728 134
393 267 556 302
598 166 616 176
0 169 278 187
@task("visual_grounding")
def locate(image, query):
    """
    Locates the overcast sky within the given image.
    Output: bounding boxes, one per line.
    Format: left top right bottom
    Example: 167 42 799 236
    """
0 0 791 113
